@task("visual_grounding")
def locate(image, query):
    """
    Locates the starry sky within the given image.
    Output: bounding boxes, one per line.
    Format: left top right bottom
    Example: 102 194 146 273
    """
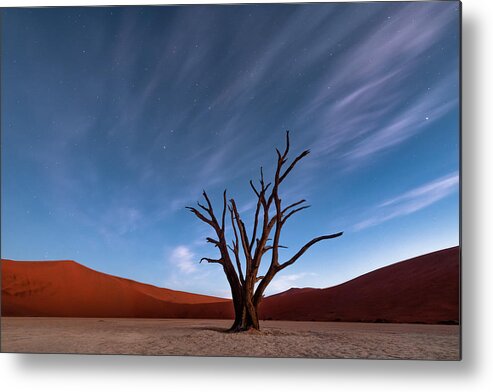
1 2 460 297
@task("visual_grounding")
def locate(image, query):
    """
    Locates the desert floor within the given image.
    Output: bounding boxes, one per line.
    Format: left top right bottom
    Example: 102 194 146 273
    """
1 317 460 360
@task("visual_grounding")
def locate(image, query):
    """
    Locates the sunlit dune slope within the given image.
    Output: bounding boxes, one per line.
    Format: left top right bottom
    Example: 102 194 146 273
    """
1 259 232 318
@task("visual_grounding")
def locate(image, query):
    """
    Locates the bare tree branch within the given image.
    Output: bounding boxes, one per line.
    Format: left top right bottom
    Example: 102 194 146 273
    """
229 207 245 284
206 237 220 247
282 199 306 214
197 202 210 214
279 149 310 183
249 195 262 252
278 232 344 271
221 190 227 231
230 199 252 270
260 166 265 187
249 180 260 198
262 244 288 254
185 206 212 225
188 193 242 298
200 257 223 265
202 190 214 211
283 130 290 158
281 205 311 224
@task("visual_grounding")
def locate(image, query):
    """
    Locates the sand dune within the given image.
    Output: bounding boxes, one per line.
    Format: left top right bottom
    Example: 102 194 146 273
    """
1 246 459 324
1 259 232 319
260 246 460 324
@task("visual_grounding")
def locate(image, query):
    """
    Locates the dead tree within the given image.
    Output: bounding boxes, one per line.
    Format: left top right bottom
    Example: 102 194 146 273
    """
187 131 343 331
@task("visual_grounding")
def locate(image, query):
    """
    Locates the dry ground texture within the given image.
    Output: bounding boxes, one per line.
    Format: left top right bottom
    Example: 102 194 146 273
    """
0 317 460 360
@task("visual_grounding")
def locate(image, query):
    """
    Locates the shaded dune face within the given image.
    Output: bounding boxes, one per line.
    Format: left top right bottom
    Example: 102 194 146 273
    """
1 246 459 324
260 246 460 324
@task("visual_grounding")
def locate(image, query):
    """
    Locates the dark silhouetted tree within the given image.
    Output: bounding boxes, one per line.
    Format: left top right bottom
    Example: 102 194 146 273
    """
187 131 343 331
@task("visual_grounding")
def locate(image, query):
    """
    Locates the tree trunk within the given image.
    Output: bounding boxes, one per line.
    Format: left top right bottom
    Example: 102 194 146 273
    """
229 304 259 332
228 294 245 331
228 290 260 332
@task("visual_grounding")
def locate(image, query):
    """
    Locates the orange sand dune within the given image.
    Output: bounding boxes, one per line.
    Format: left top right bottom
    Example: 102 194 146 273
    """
1 259 232 318
1 247 459 323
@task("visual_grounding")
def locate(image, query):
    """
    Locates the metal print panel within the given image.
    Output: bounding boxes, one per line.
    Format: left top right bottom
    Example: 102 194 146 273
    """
0 2 461 360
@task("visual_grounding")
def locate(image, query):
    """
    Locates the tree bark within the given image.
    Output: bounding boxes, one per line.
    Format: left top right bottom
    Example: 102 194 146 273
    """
228 286 259 332
228 294 245 331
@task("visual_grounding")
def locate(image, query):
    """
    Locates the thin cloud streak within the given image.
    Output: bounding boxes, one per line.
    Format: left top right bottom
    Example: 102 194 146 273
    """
297 3 458 167
354 172 459 231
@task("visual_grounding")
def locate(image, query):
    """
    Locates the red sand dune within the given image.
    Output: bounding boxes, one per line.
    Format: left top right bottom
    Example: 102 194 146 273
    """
260 246 460 324
1 259 232 319
1 246 459 324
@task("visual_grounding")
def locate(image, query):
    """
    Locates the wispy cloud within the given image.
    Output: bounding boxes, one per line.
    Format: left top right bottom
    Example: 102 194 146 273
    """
163 244 231 297
354 172 459 231
296 3 459 166
169 245 198 274
346 75 458 161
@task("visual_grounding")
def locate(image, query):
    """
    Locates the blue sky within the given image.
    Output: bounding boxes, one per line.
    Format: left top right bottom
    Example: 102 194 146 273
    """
1 3 460 297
